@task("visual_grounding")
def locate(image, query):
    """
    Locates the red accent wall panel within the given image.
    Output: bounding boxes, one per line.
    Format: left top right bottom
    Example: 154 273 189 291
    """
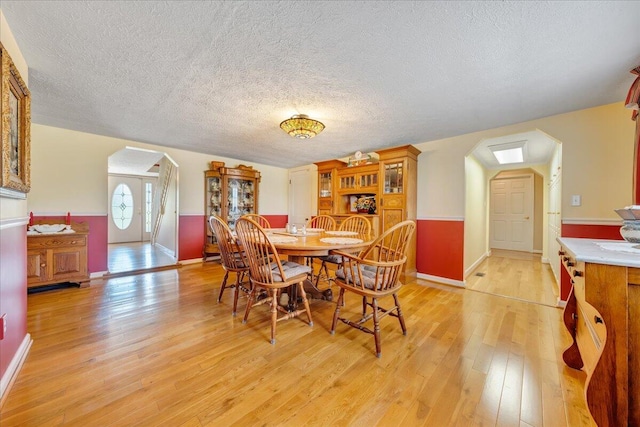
34 215 108 274
0 223 28 380
263 215 288 228
179 215 205 261
562 223 623 240
416 219 464 281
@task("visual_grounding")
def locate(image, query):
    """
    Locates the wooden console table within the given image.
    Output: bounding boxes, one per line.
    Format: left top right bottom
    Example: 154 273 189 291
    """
27 221 90 288
558 237 640 426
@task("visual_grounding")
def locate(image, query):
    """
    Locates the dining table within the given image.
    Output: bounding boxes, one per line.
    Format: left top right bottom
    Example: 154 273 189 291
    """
266 228 374 301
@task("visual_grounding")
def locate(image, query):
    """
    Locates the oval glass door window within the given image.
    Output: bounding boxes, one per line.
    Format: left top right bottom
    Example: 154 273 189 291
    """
112 183 134 230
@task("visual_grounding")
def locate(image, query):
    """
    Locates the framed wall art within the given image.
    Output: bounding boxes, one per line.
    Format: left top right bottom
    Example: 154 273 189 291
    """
0 42 31 198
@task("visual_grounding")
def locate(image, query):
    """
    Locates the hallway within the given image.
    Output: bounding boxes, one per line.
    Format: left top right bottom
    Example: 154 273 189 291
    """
465 249 560 307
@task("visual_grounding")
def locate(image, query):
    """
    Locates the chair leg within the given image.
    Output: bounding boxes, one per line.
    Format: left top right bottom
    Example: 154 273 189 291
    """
315 260 329 288
330 288 345 334
298 282 313 326
242 285 256 324
372 297 381 358
232 272 242 316
393 293 407 335
218 271 229 303
361 296 367 317
270 288 279 345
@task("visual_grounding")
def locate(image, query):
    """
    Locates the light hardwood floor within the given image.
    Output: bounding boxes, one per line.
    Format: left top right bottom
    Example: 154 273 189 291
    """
108 242 178 274
465 249 560 307
1 259 595 426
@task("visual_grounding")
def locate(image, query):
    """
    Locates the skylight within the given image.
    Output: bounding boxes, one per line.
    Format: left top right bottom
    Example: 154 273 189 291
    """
492 147 524 164
489 141 526 165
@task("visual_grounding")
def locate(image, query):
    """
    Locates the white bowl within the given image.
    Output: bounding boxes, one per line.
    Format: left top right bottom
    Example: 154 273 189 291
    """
620 220 640 243
31 224 66 233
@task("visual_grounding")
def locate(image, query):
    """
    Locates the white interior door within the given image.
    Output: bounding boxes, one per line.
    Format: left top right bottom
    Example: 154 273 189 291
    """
289 167 313 226
108 175 143 243
490 175 534 251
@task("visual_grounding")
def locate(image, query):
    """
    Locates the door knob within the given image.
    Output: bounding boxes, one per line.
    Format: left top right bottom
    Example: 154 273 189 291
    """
524 216 530 220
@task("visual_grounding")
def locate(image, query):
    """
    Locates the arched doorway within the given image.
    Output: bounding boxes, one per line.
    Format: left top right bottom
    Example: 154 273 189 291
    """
107 147 179 274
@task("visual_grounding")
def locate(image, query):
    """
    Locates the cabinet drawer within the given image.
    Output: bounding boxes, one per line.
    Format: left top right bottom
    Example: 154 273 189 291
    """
28 235 87 250
318 199 332 210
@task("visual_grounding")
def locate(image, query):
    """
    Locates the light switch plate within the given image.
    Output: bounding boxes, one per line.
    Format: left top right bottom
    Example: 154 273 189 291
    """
571 195 581 206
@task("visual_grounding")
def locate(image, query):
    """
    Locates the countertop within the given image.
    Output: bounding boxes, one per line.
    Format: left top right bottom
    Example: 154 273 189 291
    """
557 237 640 268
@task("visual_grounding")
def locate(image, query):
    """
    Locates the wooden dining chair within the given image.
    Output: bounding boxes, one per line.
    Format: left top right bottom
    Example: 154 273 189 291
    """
305 215 337 283
306 215 337 231
235 217 313 344
241 213 271 229
330 220 416 357
208 215 251 316
315 215 372 287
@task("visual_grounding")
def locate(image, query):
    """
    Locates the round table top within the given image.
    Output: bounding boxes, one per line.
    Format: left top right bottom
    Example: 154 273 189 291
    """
266 229 374 257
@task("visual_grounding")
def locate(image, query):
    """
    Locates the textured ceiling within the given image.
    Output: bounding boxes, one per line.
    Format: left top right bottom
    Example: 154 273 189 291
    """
3 1 640 168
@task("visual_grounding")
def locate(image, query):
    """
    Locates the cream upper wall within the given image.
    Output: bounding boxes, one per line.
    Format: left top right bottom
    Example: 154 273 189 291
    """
29 124 289 215
463 155 487 275
415 102 633 220
0 10 28 220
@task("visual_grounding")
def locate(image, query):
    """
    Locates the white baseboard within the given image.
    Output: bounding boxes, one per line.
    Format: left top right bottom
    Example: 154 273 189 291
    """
90 271 108 279
464 251 490 278
541 257 549 264
0 334 32 403
416 273 465 288
556 298 567 308
533 249 542 254
181 257 206 265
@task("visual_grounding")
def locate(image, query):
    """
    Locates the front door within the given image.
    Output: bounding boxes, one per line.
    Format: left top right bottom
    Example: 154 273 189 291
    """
108 175 143 243
490 175 534 252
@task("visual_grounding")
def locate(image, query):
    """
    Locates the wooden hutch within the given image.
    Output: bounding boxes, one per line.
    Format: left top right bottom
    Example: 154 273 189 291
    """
27 221 90 288
203 162 260 258
314 145 420 272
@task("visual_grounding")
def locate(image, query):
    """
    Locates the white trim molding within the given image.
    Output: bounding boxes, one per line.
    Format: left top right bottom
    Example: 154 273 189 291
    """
562 218 622 226
0 217 28 230
417 273 465 288
0 188 26 199
0 334 32 403
417 216 465 221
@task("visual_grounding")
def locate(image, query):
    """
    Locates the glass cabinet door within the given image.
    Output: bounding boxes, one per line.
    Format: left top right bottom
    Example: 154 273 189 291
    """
208 176 222 217
226 178 255 230
319 171 332 198
384 161 404 194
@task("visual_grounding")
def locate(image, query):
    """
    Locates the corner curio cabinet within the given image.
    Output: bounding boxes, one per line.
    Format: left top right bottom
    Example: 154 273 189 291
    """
204 163 260 258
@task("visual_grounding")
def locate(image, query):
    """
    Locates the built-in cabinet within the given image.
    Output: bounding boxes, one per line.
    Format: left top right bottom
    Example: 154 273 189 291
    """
204 163 261 258
27 222 89 288
559 237 640 426
315 145 420 272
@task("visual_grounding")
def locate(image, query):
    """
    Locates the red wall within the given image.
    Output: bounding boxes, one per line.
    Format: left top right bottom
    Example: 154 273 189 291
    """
178 215 205 261
416 219 464 281
561 223 623 240
0 222 28 381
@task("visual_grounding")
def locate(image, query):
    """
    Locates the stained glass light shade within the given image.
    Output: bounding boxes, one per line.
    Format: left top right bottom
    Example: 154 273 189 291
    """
112 183 134 230
279 114 325 139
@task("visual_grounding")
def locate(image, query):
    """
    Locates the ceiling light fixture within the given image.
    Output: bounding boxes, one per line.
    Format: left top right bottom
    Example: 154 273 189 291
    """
280 114 325 139
489 140 527 165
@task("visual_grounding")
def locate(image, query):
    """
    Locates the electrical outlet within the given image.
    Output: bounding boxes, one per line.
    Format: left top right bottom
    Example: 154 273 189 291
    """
0 314 6 340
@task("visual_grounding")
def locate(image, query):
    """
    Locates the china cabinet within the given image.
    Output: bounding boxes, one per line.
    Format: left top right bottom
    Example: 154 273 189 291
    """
204 163 260 258
314 160 346 216
314 145 419 272
27 221 89 288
